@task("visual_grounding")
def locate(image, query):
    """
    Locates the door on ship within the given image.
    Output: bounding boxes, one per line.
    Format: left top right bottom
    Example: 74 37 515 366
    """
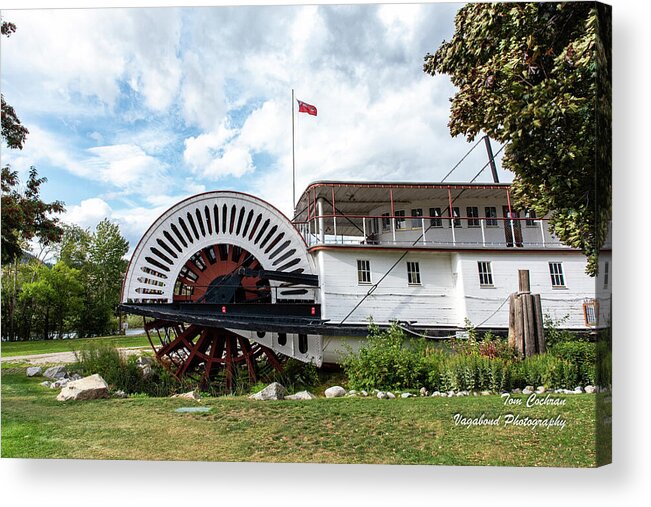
502 206 523 247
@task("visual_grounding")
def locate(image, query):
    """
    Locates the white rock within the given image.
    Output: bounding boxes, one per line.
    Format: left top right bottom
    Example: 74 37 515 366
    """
324 386 347 398
26 366 42 377
481 390 491 396
386 391 396 399
419 387 428 397
360 390 368 397
172 391 201 401
512 388 522 394
376 391 388 399
249 382 286 400
440 393 448 398
285 390 316 400
51 378 70 389
431 391 441 397
56 374 109 401
44 365 68 380
348 390 358 395
113 390 127 398
39 381 51 387
447 391 455 397
536 386 545 394
584 385 596 394
522 388 533 395
574 386 583 393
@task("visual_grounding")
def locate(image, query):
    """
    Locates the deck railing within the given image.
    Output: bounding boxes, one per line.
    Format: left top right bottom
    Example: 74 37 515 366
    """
294 213 585 249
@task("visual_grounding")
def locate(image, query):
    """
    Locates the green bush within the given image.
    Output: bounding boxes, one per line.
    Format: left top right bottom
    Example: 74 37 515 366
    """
270 358 321 392
74 344 183 396
512 354 579 389
343 323 426 391
549 341 596 385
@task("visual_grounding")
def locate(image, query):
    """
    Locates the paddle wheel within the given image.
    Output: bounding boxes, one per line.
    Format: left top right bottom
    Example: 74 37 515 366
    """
120 191 324 390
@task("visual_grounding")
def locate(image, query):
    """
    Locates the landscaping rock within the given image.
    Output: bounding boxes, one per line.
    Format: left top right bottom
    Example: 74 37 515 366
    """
536 386 546 394
56 374 109 401
285 390 316 400
70 373 82 381
401 392 414 398
522 387 533 395
51 378 70 389
40 381 51 387
324 386 347 398
249 382 285 401
172 391 201 401
44 365 68 380
360 390 368 397
348 389 358 396
512 388 522 394
386 391 395 399
376 391 388 399
480 390 491 396
26 366 43 377
447 391 455 397
574 386 583 393
113 390 127 398
431 391 441 397
419 387 428 397
440 393 448 397
585 385 596 394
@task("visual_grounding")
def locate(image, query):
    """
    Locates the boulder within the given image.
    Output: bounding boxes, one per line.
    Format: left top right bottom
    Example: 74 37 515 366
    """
360 390 368 397
324 386 347 398
574 386 583 393
50 378 70 389
285 391 316 400
44 365 68 380
584 385 596 394
376 391 388 399
386 392 396 399
249 382 286 401
522 388 533 395
431 391 441 397
440 393 448 397
536 386 546 394
172 391 201 401
56 374 109 401
26 366 42 377
419 387 428 397
401 392 414 398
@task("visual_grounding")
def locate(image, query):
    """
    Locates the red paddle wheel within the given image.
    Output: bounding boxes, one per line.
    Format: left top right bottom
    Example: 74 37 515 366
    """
143 243 285 390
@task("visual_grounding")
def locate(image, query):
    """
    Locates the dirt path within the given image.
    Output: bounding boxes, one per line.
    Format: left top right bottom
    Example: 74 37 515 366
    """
1 346 151 365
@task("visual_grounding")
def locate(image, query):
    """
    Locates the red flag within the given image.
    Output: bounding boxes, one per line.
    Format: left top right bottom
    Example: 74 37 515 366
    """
297 100 317 116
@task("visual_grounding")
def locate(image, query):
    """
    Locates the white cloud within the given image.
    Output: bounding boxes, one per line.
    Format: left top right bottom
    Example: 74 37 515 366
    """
64 198 113 229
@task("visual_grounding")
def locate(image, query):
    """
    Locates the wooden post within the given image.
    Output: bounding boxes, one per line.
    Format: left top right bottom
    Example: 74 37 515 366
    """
508 269 545 357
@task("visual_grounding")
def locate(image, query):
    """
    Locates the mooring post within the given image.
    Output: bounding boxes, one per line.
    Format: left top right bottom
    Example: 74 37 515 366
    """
510 269 545 356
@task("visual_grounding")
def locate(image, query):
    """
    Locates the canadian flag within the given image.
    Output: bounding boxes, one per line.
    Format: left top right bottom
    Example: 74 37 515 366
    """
297 100 317 116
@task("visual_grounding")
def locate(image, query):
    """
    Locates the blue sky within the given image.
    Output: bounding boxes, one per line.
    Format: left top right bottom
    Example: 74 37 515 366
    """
1 3 506 255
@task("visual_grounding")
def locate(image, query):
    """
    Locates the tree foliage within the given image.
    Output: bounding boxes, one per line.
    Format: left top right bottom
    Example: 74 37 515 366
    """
1 20 64 265
424 2 611 275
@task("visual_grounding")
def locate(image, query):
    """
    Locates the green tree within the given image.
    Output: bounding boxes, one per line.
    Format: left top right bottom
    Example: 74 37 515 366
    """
424 2 611 275
19 262 84 340
1 20 65 265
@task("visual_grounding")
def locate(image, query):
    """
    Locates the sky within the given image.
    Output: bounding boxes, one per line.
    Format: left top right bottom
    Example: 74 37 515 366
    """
0 3 506 256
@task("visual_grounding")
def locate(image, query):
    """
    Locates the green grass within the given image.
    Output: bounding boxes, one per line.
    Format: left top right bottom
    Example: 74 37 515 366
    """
1 369 601 466
1 334 150 357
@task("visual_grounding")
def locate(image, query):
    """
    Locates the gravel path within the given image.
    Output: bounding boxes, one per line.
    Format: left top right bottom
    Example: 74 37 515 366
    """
1 346 151 365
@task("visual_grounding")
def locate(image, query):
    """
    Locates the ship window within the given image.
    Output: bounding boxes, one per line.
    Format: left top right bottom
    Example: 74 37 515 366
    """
298 334 308 354
604 261 609 288
477 261 493 286
277 333 287 346
357 259 371 284
429 207 442 228
410 208 423 228
449 207 461 228
549 262 565 287
407 261 421 285
525 209 538 226
466 206 480 227
485 207 498 227
395 210 406 230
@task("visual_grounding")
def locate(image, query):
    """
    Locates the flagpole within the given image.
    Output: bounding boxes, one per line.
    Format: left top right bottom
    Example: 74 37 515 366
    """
291 88 296 211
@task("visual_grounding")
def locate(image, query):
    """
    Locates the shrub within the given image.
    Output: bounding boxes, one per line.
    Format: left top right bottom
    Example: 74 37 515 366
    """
270 358 320 392
549 341 596 385
342 323 425 391
512 354 579 389
74 344 183 396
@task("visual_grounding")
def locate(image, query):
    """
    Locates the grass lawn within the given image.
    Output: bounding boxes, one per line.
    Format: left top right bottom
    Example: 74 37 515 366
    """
1 369 600 466
1 334 150 357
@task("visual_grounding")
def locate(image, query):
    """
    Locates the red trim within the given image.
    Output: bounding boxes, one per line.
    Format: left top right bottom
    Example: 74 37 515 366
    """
307 244 593 254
